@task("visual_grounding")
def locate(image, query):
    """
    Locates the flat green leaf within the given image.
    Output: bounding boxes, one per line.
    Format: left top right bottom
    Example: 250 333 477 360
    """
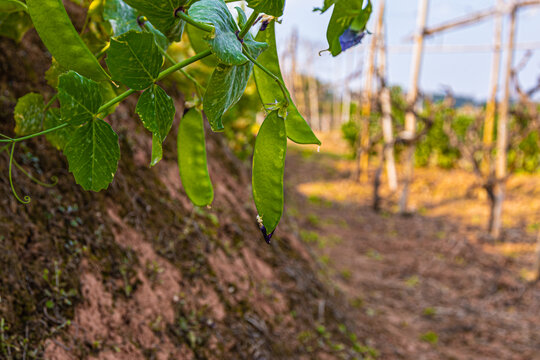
106 30 163 90
135 84 175 166
252 110 286 233
254 21 320 145
103 1 171 52
150 133 163 167
103 0 139 35
313 0 336 13
0 0 28 13
14 93 44 136
203 23 266 131
45 58 67 88
177 108 213 206
44 108 72 151
64 118 120 192
0 11 32 42
326 0 371 56
186 24 218 67
58 71 103 125
189 0 247 66
123 0 185 41
246 0 284 17
144 21 169 51
26 0 110 81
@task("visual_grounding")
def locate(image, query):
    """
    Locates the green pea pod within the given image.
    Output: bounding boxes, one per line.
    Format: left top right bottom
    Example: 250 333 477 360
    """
254 21 320 146
252 110 286 235
26 0 109 81
177 108 214 207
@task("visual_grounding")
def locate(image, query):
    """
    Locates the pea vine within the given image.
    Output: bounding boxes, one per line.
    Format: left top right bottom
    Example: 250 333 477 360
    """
0 0 371 243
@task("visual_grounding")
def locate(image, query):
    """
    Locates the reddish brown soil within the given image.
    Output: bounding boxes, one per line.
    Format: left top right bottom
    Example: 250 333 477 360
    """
0 19 368 359
286 143 540 360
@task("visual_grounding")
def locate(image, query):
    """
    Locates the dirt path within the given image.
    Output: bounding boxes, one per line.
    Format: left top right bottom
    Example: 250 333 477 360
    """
285 144 540 360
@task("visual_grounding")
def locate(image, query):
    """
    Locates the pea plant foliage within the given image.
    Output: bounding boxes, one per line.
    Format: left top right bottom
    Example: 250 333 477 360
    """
0 0 371 243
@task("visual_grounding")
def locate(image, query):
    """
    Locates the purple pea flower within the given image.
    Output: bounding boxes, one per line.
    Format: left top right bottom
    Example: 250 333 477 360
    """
339 28 366 52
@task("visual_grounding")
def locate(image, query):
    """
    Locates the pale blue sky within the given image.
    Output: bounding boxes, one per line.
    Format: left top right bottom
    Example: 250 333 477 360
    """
273 0 540 101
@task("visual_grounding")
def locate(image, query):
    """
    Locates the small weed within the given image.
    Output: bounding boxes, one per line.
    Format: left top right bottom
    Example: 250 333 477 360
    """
366 249 383 261
308 195 323 205
350 296 364 308
318 255 331 265
422 307 436 317
340 269 352 281
405 275 420 288
420 331 438 344
300 230 319 244
297 330 315 343
307 213 321 226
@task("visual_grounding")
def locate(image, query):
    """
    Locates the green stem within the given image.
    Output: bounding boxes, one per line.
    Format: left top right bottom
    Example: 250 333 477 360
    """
242 44 289 107
156 50 212 82
94 42 111 60
175 10 214 32
238 11 259 39
44 94 58 111
1 51 213 145
0 123 69 143
98 89 137 115
157 45 205 97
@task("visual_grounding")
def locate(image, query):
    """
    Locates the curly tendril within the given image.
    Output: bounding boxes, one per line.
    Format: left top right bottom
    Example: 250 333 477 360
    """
13 159 58 188
8 142 31 204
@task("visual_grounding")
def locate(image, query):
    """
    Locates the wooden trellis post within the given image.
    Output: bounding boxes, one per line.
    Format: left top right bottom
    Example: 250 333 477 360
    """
483 0 505 174
399 0 429 214
491 5 517 238
356 0 385 182
376 1 398 192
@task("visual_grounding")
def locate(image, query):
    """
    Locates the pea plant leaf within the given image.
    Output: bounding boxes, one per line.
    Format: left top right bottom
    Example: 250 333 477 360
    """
103 0 170 53
186 24 218 67
254 21 321 145
326 0 372 56
252 110 286 235
58 71 103 126
313 0 336 13
135 84 176 166
13 93 44 136
122 0 186 41
246 0 284 17
0 11 33 42
44 108 72 151
64 118 120 192
177 108 214 206
189 0 248 66
0 0 28 13
203 11 267 131
144 21 169 51
106 30 163 90
103 0 139 35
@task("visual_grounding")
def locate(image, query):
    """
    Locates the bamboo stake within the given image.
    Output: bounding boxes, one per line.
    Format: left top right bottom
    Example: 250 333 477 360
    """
491 5 517 239
377 6 398 192
355 0 386 183
483 0 505 175
399 0 429 214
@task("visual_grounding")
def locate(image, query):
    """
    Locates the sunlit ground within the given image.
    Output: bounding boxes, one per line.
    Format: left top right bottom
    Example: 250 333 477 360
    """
291 130 540 268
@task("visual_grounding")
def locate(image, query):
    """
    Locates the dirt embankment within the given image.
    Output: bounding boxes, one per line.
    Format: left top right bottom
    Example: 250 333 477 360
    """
0 13 370 360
